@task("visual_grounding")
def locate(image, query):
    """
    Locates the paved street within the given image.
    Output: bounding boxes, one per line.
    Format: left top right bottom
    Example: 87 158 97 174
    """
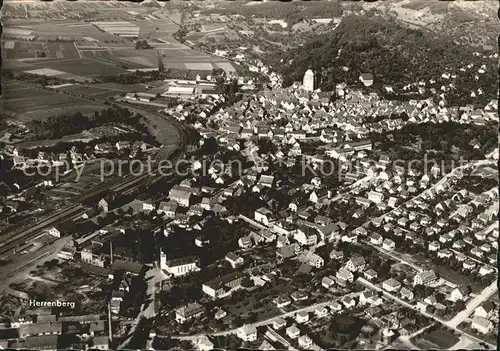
118 266 163 349
359 239 423 272
357 277 496 349
169 292 361 341
238 214 267 231
447 279 498 328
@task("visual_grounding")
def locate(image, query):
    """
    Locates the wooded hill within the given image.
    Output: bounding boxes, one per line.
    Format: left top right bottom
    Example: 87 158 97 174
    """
273 15 497 107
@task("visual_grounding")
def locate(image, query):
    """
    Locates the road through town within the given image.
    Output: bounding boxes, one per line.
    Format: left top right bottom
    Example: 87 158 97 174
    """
358 277 496 349
447 279 498 329
167 292 361 341
0 85 189 297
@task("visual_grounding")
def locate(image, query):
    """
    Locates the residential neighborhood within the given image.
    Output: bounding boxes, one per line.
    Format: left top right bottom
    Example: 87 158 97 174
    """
0 0 497 350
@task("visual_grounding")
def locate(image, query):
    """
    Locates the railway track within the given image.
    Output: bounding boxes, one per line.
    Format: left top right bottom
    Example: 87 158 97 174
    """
0 141 187 259
0 82 192 262
0 204 85 257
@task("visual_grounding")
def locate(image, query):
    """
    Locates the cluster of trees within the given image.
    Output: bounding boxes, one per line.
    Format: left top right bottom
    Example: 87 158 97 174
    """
123 318 153 350
211 335 242 349
274 15 497 107
201 218 247 264
223 193 266 217
152 337 193 351
158 283 203 312
203 1 342 25
426 4 496 49
93 72 155 85
16 72 75 86
26 107 147 139
372 121 498 162
119 277 147 318
337 242 396 281
456 176 498 194
135 39 152 50
173 27 189 43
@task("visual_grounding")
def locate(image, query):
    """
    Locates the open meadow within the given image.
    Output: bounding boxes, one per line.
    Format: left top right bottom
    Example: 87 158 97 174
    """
3 80 105 122
54 83 150 100
3 4 236 79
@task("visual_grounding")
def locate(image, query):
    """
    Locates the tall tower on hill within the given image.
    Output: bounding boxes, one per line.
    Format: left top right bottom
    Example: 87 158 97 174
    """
303 68 315 92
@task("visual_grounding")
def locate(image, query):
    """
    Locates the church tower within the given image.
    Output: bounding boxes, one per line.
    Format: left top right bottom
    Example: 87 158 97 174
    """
302 68 315 92
160 248 167 270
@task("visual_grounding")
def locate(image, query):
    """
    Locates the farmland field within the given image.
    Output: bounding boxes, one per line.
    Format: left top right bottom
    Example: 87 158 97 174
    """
1 41 81 60
3 13 236 77
5 58 130 78
3 81 105 122
79 51 156 70
55 83 149 100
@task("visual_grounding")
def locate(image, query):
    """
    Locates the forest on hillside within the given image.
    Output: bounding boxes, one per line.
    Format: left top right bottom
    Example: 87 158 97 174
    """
200 0 342 25
273 15 497 107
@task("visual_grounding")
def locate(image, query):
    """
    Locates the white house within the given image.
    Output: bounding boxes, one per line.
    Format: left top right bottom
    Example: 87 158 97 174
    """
479 266 495 277
225 252 244 268
254 207 272 226
474 301 495 319
400 287 414 301
322 276 335 289
413 270 438 286
214 309 227 320
238 236 253 249
367 191 384 204
449 286 468 303
295 311 309 324
258 174 275 188
359 290 383 306
195 335 214 351
471 316 494 334
286 325 300 339
364 269 378 281
237 325 257 342
336 268 354 285
428 241 440 251
329 302 342 314
345 256 366 272
309 191 319 203
158 201 178 218
175 303 203 324
341 232 358 243
57 246 75 260
273 318 287 330
48 227 61 238
382 278 402 292
274 295 291 308
341 295 356 309
314 306 329 318
298 335 313 348
382 238 395 250
98 198 109 212
370 233 383 246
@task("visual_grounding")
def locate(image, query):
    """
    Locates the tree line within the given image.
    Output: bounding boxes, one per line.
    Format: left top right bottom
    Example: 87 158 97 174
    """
274 15 497 107
26 107 146 139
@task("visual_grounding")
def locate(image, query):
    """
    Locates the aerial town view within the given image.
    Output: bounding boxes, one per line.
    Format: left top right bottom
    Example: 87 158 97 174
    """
0 0 498 350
